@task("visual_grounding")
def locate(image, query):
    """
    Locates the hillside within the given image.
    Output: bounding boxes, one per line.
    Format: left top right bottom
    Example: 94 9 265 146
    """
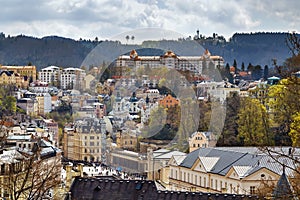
0 32 295 70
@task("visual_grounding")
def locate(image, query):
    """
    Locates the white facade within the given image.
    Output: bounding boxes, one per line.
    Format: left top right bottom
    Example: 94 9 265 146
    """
38 66 60 84
60 67 86 90
39 66 86 90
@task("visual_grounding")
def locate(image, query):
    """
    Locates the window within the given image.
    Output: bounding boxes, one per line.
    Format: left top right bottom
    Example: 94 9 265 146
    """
204 177 206 187
195 175 197 185
199 176 202 187
250 186 256 195
90 136 94 140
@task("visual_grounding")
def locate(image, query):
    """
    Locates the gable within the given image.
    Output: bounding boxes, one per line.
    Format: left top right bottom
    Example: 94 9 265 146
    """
168 156 178 166
192 158 207 173
243 167 280 181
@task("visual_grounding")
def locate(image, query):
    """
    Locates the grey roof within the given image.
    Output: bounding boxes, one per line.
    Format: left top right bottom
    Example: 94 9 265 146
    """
180 147 299 178
155 150 186 159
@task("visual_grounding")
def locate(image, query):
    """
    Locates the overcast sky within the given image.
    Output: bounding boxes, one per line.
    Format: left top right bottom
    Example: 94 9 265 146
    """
1 0 299 43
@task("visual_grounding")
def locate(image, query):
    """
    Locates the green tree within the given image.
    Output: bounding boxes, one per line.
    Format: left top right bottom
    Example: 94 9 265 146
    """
290 112 300 147
268 77 300 145
237 98 272 146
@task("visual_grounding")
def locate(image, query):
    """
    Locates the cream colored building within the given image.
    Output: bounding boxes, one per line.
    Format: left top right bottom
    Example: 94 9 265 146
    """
167 147 298 195
189 132 217 152
116 49 224 75
63 117 106 162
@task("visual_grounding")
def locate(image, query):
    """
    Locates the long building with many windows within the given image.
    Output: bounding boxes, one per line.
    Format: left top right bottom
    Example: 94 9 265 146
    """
116 49 224 75
166 147 299 196
0 65 36 82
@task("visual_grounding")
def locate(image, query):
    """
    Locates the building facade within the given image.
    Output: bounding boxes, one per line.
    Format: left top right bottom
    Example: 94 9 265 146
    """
63 117 106 162
38 66 86 90
0 65 36 82
116 49 224 75
167 147 298 195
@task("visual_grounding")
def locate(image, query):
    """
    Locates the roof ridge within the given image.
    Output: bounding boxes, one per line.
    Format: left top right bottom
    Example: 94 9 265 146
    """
217 151 250 173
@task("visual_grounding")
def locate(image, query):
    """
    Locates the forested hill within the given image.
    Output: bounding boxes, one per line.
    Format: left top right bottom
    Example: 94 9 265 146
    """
0 32 295 70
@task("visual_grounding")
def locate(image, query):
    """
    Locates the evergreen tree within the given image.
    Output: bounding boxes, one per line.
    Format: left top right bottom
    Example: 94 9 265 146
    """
263 65 269 80
233 59 238 74
217 92 240 146
241 62 245 71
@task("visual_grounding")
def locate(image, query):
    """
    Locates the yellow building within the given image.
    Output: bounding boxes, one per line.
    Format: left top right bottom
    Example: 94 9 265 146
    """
0 70 30 88
0 71 15 85
116 130 138 151
189 132 217 152
0 65 37 82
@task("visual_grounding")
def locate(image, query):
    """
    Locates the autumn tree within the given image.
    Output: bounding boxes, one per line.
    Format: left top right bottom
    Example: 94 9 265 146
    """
237 97 272 146
289 112 300 147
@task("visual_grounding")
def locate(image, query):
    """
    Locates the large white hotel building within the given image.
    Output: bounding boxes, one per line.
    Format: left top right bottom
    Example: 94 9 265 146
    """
116 49 224 75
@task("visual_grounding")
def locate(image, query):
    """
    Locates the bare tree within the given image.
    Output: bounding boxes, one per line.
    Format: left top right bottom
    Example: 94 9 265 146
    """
0 146 62 200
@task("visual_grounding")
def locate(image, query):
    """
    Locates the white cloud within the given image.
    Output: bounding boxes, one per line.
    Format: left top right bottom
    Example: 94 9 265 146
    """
0 0 300 41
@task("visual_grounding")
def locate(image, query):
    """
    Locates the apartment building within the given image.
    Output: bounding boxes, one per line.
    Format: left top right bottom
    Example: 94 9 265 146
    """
60 67 86 90
39 66 86 90
63 117 106 162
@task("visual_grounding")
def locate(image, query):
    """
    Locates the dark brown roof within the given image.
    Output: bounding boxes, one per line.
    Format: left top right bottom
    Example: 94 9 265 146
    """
66 176 258 200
